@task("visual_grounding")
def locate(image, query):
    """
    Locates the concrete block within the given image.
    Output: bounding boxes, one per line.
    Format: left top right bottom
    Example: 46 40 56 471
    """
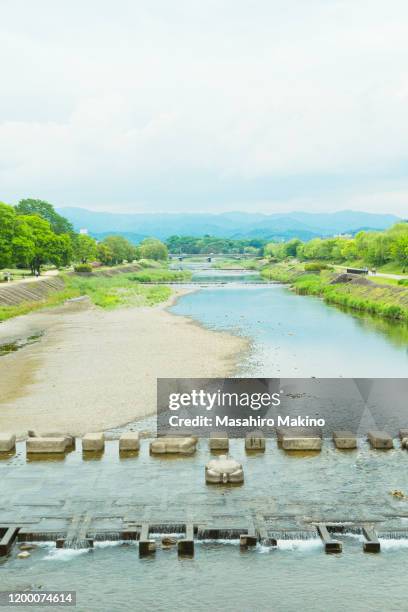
205 455 244 484
245 431 265 451
26 437 68 454
367 430 393 449
0 527 19 556
119 432 140 451
401 438 408 449
209 431 229 451
240 534 257 547
28 430 75 449
139 523 155 557
82 433 105 452
362 527 380 553
150 437 196 455
281 437 322 451
139 540 156 556
0 433 16 452
333 430 357 449
317 524 342 554
178 539 194 556
178 524 194 556
276 427 322 442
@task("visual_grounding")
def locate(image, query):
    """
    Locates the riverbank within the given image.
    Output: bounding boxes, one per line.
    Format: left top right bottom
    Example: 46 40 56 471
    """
261 262 408 321
0 291 248 437
0 264 192 321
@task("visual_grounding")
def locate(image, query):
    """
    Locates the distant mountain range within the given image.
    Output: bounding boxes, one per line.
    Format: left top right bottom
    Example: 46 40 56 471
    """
58 207 401 243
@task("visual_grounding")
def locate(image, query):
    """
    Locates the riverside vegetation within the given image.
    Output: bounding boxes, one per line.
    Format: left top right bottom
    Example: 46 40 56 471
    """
261 262 408 322
0 266 192 323
1 196 407 324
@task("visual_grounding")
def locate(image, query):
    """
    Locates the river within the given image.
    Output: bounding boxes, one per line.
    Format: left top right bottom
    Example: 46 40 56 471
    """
1 267 408 611
170 268 408 376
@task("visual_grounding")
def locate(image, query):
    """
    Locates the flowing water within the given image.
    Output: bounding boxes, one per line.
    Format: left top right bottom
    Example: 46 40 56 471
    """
1 267 408 611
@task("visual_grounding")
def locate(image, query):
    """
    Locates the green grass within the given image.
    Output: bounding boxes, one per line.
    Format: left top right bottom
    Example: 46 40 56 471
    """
63 273 172 308
214 258 262 270
0 269 175 322
128 269 192 282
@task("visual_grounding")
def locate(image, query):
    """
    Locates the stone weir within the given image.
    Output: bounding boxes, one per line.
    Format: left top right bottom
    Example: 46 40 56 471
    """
1 516 406 557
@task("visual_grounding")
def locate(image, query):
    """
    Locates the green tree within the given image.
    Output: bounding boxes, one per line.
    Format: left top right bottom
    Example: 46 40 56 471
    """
15 198 73 234
101 235 138 264
0 202 16 268
390 233 408 270
18 215 60 274
97 242 114 266
11 217 35 268
139 238 168 261
284 238 302 257
74 234 97 264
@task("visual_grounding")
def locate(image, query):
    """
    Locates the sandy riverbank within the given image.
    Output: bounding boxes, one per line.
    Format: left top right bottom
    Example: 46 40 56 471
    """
0 290 249 437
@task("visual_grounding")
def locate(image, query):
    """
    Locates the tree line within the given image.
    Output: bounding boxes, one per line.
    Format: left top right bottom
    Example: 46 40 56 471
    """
0 199 168 274
264 223 408 270
166 235 266 255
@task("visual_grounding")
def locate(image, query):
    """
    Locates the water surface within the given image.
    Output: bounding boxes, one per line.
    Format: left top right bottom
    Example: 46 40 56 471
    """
171 278 408 377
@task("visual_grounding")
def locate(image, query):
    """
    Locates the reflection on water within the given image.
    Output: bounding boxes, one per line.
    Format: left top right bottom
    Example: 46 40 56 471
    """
335 303 408 348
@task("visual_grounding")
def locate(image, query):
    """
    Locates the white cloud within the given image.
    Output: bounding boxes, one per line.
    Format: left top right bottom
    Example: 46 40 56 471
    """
0 0 407 214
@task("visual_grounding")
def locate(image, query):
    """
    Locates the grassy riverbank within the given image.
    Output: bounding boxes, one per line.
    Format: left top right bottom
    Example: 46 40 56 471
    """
0 266 192 322
261 262 408 321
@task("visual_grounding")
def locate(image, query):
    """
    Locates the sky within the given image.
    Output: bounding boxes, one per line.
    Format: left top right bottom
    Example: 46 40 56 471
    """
0 0 408 216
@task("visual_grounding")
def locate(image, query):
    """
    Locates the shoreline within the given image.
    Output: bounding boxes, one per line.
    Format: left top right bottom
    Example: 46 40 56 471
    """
261 263 408 323
0 289 249 437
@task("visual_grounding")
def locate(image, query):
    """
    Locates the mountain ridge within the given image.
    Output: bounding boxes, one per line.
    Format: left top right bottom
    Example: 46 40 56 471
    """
58 207 401 242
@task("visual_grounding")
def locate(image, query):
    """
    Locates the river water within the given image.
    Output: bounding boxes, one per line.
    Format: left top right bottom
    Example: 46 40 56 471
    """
1 268 408 611
170 269 408 377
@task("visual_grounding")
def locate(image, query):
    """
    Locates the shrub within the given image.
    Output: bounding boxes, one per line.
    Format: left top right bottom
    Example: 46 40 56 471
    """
304 262 329 271
74 263 93 274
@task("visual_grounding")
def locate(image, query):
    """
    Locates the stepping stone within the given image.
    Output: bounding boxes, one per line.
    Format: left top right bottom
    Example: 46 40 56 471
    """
26 437 68 454
209 431 229 451
150 437 196 455
119 432 140 451
367 430 393 449
333 430 357 449
82 433 105 452
245 431 265 451
28 431 74 449
281 436 322 451
0 433 16 452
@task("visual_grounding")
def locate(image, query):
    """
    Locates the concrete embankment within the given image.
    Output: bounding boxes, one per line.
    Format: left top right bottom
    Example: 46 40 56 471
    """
0 264 143 307
0 277 65 306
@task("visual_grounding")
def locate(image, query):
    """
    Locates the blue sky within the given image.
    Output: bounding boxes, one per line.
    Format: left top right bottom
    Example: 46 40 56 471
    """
1 0 408 215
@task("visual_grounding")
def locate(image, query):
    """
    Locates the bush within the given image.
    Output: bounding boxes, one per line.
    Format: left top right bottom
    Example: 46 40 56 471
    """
129 270 192 282
304 262 329 271
398 279 408 286
74 263 93 274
